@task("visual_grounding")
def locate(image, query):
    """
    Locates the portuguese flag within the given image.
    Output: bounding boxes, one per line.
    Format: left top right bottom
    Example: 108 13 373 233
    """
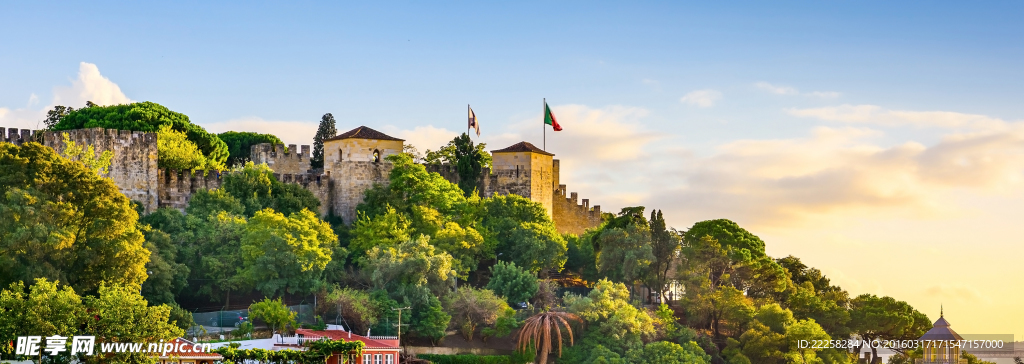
544 101 562 131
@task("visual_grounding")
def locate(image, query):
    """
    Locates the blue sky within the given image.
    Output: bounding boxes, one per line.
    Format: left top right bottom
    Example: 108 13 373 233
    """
3 1 1024 337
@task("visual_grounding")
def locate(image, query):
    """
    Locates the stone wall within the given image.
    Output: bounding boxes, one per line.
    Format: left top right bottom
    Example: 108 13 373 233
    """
553 185 603 236
157 169 224 211
428 158 603 235
251 143 311 174
325 160 394 224
275 172 333 217
39 127 161 214
2 127 42 146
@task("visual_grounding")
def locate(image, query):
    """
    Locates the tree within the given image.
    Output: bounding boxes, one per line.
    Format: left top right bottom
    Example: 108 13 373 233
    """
596 224 654 287
348 206 412 260
481 195 567 273
361 236 455 296
43 105 76 129
443 287 511 341
218 131 284 167
786 319 832 364
57 132 113 175
563 279 657 355
82 284 184 364
185 188 246 219
424 134 492 171
625 341 711 364
158 124 224 170
222 161 320 217
52 101 230 168
250 297 297 333
412 295 450 345
644 209 682 303
312 113 337 170
517 311 582 364
0 142 150 294
140 229 190 305
240 208 339 296
486 261 539 306
849 294 931 359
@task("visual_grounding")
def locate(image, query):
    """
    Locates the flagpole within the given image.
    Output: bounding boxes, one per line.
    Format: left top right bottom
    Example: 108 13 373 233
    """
543 98 546 151
468 104 471 137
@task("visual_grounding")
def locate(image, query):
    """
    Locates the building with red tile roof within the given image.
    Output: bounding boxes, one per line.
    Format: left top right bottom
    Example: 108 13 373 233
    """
152 338 223 364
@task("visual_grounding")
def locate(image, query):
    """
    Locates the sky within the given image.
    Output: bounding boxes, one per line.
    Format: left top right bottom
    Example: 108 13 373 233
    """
2 1 1023 338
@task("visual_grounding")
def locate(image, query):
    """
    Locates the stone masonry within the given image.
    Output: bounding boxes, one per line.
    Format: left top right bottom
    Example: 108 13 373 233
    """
2 125 604 234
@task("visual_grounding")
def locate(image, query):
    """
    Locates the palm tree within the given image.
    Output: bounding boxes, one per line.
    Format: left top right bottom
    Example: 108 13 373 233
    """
516 311 581 364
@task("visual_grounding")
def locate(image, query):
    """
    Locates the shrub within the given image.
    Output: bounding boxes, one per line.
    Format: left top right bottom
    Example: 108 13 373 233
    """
416 352 532 364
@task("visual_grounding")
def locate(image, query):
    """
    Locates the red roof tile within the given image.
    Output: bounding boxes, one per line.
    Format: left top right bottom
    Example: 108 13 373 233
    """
490 141 554 156
325 126 404 142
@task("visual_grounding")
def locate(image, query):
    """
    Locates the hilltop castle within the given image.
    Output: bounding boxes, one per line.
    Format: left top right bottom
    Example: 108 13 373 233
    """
1 125 603 235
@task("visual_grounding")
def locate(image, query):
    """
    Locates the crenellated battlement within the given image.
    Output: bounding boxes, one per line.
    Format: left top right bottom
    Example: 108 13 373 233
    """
156 168 225 211
555 184 602 218
0 127 42 145
251 143 311 175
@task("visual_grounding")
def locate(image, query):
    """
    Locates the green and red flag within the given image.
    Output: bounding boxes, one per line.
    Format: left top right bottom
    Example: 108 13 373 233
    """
544 101 562 131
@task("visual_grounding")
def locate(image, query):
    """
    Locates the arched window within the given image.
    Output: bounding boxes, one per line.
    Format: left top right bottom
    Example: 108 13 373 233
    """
373 149 381 163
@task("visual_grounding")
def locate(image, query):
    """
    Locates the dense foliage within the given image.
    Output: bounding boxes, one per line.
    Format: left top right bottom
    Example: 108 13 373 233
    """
51 101 229 169
0 142 150 294
218 131 284 167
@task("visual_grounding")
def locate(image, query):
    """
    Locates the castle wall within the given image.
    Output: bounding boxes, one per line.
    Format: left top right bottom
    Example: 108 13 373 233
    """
275 172 333 217
251 143 311 174
491 151 553 215
37 127 160 214
552 186 603 236
157 169 224 211
325 160 394 224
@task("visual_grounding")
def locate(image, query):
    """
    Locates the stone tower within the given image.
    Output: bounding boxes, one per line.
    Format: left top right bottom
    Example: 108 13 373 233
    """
322 126 405 223
490 141 555 216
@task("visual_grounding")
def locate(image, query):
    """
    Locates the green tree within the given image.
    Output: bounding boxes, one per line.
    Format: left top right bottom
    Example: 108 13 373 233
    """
786 319 832 364
348 206 412 260
82 284 184 364
222 161 320 217
140 228 190 305
564 279 657 355
52 101 229 168
43 105 76 129
158 123 224 170
58 132 113 174
481 194 566 273
424 134 492 170
412 295 450 345
597 224 654 287
361 237 455 296
184 188 246 219
486 261 539 306
249 297 297 333
644 210 682 303
625 341 712 364
312 113 337 170
241 208 339 296
443 287 511 341
218 131 284 167
0 142 150 294
849 294 931 359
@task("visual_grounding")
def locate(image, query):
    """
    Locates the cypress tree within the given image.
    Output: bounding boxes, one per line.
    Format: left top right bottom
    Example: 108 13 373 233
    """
312 113 337 170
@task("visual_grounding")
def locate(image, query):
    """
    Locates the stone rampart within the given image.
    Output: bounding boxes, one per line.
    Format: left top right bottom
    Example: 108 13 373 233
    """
40 127 160 214
251 143 311 175
1 127 42 146
326 160 394 224
273 172 333 217
553 185 603 236
157 169 224 211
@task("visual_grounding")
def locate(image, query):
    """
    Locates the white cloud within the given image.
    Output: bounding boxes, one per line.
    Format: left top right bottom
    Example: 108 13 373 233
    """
0 62 133 130
201 117 319 147
755 82 841 98
53 62 133 107
680 89 722 108
787 104 1011 130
